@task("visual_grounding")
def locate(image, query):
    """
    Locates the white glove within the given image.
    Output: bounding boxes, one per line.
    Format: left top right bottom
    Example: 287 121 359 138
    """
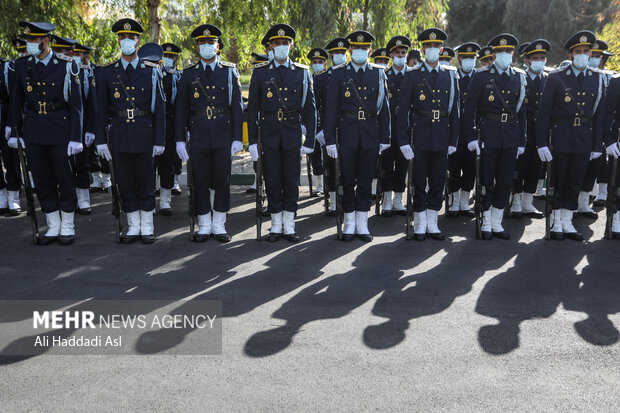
537 146 553 162
301 124 307 136
606 142 620 159
590 151 602 161
516 146 525 158
315 130 325 146
5 126 11 141
97 144 112 161
447 146 457 155
84 132 95 147
300 145 314 155
249 143 259 161
399 144 414 160
467 140 480 155
231 140 243 157
153 145 165 157
67 141 84 156
379 143 390 154
186 130 191 141
326 144 338 159
176 141 189 161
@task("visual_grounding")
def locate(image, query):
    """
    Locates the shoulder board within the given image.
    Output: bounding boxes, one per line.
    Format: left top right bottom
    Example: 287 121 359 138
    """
316 68 328 75
102 60 117 68
219 61 236 68
17 55 30 62
185 61 199 70
253 61 269 69
331 64 345 70
599 68 615 76
56 54 73 62
442 65 457 71
292 62 309 70
512 67 525 75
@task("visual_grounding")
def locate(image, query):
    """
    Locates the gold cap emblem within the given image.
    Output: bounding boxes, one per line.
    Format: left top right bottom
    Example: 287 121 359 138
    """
124 22 131 31
204 29 210 36
24 26 30 35
278 29 285 36
592 42 599 49
485 50 490 55
314 51 319 56
580 35 587 43
396 40 402 46
357 34 364 42
429 32 436 40
467 46 472 52
166 46 172 52
500 38 507 46
536 43 542 49
338 41 343 47
381 51 386 56
443 51 448 56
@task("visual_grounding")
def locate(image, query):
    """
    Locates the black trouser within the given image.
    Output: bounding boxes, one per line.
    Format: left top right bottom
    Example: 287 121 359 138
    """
189 146 231 215
596 155 609 185
580 156 603 192
263 145 300 213
340 145 378 213
309 139 325 176
0 135 21 191
155 139 178 190
322 147 337 192
72 146 91 190
88 145 110 174
481 146 518 210
413 149 448 212
447 143 475 193
26 143 77 213
514 145 542 194
382 145 408 193
552 151 589 210
112 151 156 213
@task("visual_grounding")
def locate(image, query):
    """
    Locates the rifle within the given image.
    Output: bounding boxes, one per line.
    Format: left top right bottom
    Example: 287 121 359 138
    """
256 127 265 240
105 129 123 243
605 128 620 240
322 145 330 214
375 152 385 215
306 154 313 197
474 130 485 240
335 129 343 239
16 141 39 244
186 139 196 241
545 136 554 240
405 128 415 240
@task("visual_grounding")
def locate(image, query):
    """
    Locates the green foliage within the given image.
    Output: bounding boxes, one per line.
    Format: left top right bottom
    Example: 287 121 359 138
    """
597 0 620 72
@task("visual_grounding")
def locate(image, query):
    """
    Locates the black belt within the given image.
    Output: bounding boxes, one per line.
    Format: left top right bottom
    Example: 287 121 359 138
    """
190 106 230 118
111 109 150 119
26 101 67 114
553 116 592 127
482 112 518 123
414 109 448 120
341 110 376 120
263 109 301 121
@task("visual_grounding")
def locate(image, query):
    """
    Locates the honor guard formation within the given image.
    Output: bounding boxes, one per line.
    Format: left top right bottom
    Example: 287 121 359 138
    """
2 19 620 246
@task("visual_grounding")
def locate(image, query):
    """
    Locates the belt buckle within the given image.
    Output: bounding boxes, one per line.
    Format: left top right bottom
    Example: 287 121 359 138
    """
206 106 213 119
277 109 284 122
126 108 135 120
501 113 508 123
574 117 581 127
432 109 440 120
358 110 366 120
39 101 47 115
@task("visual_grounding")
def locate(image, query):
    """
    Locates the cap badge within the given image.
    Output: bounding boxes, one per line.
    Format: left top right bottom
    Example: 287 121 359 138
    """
204 29 210 36
580 35 587 43
124 22 131 31
467 46 472 52
357 34 364 42
500 38 507 46
278 29 285 37
429 32 437 40
24 26 31 35
338 41 343 47
396 40 402 46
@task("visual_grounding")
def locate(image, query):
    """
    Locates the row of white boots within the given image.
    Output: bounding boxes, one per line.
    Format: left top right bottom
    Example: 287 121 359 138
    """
43 210 76 237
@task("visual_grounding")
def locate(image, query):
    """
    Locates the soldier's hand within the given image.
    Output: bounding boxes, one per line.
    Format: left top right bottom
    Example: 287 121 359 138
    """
300 145 314 155
516 146 525 159
249 143 260 161
326 144 338 159
67 141 84 156
447 146 457 156
152 146 165 157
589 151 602 161
315 130 325 146
7 137 19 149
4 126 11 141
176 142 189 161
606 142 620 159
379 144 390 154
84 132 96 147
467 141 480 155
537 146 553 162
96 144 112 161
231 140 243 157
399 145 414 160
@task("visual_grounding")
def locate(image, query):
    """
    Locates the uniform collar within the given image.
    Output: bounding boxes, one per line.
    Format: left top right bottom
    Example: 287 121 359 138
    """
459 67 473 78
571 64 586 76
273 58 290 68
392 65 406 75
423 60 440 73
493 63 510 76
121 56 139 70
351 61 367 72
527 69 541 80
36 50 54 66
201 57 218 71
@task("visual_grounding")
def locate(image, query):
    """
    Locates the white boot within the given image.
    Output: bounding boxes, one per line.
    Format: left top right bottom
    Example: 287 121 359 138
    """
413 210 427 235
0 188 7 210
612 211 620 235
91 172 103 189
45 211 61 237
481 209 492 233
561 208 579 234
522 193 542 216
329 192 337 212
59 211 75 244
491 207 506 233
534 179 545 197
314 176 324 194
448 191 460 213
355 210 372 241
139 210 154 236
426 209 443 239
282 211 296 235
577 191 596 215
392 192 406 212
510 192 523 214
126 211 141 236
197 212 212 235
212 210 231 242
551 209 563 233
76 188 90 210
382 191 393 213
594 183 608 203
459 190 471 212
172 174 181 193
343 211 356 234
270 212 283 234
159 188 172 214
8 190 21 214
102 173 112 189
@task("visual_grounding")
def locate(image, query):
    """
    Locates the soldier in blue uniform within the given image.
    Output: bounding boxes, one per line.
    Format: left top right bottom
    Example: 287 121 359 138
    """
8 21 83 245
247 23 316 243
446 42 480 218
155 42 182 216
462 33 527 240
478 46 495 67
323 30 390 242
370 48 390 68
536 30 605 241
95 18 165 244
438 47 455 66
379 35 411 217
307 47 328 197
509 40 550 220
604 71 620 238
397 28 459 240
313 37 350 216
175 24 244 243
518 43 530 71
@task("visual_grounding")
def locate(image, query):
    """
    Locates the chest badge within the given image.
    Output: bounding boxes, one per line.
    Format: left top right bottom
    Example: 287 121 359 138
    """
344 90 351 98
267 91 273 98
27 85 33 92
114 91 120 99
488 94 495 102
194 91 200 99
564 95 571 103
419 93 426 101
525 97 529 104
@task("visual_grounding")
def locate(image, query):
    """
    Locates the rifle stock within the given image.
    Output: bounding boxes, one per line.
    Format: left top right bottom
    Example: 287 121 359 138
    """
406 129 414 240
545 135 554 240
474 131 484 240
105 130 123 243
256 127 264 240
335 129 343 239
17 142 39 244
187 139 196 241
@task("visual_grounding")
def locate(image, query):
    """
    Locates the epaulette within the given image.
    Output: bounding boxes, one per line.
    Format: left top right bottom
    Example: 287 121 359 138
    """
186 61 199 70
219 61 236 68
599 68 615 76
292 61 309 70
253 61 269 69
56 53 73 62
331 64 345 70
316 68 328 75
512 67 525 75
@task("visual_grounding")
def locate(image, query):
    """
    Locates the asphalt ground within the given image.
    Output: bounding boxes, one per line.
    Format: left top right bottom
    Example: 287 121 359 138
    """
0 184 619 411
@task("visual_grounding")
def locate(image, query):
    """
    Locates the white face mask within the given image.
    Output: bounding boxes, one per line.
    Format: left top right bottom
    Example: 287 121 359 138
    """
572 53 589 70
376 62 388 69
438 60 449 66
351 49 368 65
588 56 601 68
392 56 406 67
274 45 289 61
495 52 512 70
311 63 325 73
425 47 440 63
332 53 346 66
26 41 42 57
72 56 82 65
267 50 274 60
461 58 475 73
199 43 216 60
163 57 175 69
529 61 545 74
120 38 137 56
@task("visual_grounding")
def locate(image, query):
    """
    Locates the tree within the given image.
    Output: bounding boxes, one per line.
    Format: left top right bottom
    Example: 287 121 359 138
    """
597 0 620 71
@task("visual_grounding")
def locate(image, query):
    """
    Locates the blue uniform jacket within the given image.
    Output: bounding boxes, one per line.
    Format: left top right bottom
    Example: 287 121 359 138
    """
458 68 477 146
323 62 390 150
523 71 547 148
462 64 527 149
536 65 606 154
313 67 332 131
9 52 83 145
175 60 243 149
604 73 620 147
247 59 316 151
80 62 97 136
95 58 165 153
162 67 181 142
